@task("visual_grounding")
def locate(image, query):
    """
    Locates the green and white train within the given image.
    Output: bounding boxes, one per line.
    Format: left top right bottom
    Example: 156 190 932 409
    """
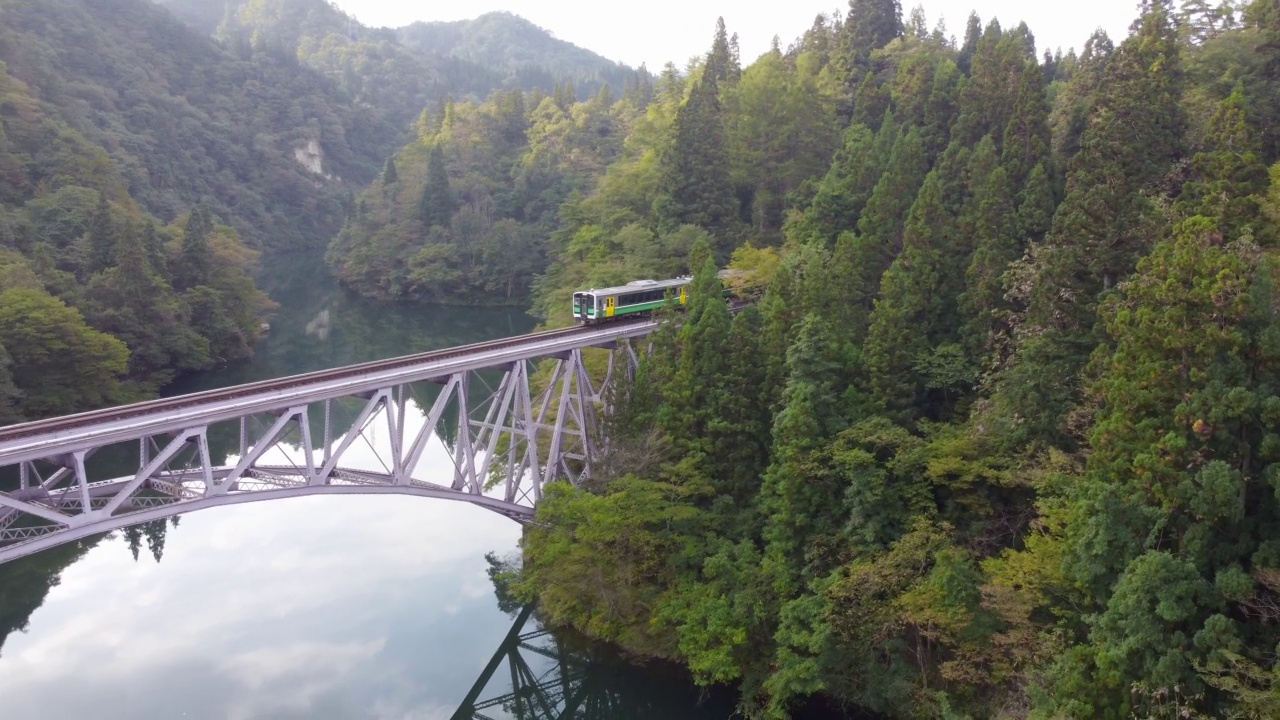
572 277 692 324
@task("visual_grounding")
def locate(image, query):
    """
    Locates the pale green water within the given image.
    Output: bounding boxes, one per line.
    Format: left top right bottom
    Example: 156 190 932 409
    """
0 252 739 720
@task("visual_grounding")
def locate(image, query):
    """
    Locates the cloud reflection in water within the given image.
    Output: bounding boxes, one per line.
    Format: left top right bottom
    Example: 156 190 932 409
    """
0 486 524 718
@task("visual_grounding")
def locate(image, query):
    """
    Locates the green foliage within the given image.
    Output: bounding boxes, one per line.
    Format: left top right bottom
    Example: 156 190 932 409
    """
0 0 399 251
502 5 1280 720
0 288 129 418
654 69 738 254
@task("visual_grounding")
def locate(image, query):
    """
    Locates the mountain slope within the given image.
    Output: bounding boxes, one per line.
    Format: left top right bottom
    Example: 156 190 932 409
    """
0 0 399 250
158 0 638 123
397 12 636 98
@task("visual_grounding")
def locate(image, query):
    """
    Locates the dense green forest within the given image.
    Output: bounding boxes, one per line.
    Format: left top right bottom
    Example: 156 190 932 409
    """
0 24 273 421
13 0 1280 715
0 0 642 422
1 0 405 252
436 0 1280 717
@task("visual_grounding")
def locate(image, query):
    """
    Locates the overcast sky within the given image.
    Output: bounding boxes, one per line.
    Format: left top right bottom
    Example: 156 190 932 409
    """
328 0 1140 70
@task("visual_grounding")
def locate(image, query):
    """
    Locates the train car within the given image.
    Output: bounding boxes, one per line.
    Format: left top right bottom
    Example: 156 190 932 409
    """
572 277 692 324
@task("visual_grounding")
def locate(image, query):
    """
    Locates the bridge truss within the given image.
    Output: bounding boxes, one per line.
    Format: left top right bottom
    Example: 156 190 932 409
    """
0 323 653 565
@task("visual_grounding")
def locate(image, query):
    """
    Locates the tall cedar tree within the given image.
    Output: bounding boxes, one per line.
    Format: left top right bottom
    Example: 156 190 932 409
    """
658 253 734 488
654 74 737 255
706 17 741 85
86 191 116 275
995 3 1184 446
840 0 904 81
178 206 214 291
849 126 928 318
1000 60 1053 190
418 143 454 229
952 21 1032 148
863 171 959 423
850 71 889 131
1049 219 1280 716
796 123 879 246
957 12 983 74
1177 82 1269 240
760 313 847 587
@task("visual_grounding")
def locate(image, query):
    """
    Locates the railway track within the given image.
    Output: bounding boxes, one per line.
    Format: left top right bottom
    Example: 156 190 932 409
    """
0 319 649 444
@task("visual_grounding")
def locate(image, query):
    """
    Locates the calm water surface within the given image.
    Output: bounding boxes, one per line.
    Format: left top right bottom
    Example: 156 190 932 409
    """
0 253 737 719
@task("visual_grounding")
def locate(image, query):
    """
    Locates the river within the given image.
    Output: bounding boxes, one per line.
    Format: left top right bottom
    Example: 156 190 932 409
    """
0 252 738 719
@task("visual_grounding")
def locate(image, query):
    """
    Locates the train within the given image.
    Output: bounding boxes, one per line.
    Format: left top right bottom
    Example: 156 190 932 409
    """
572 277 692 324
572 271 741 324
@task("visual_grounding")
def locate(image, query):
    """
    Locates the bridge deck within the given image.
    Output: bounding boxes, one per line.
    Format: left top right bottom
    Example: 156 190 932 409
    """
0 319 657 565
0 319 655 467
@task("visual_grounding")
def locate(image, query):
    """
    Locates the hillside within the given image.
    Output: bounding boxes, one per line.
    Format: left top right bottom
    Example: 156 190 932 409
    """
397 12 637 99
1 0 398 251
0 0 414 422
158 0 640 133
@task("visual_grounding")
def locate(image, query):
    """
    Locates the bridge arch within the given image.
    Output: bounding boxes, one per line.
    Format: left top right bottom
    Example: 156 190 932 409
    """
0 323 652 565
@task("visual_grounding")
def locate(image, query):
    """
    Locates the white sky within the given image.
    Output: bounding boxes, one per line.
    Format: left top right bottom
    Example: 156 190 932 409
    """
329 0 1140 70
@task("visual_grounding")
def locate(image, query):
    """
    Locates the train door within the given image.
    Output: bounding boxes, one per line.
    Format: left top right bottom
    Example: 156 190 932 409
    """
605 296 616 318
679 286 687 304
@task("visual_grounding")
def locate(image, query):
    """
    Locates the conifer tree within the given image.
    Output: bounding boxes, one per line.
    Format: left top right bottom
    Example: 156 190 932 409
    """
706 17 741 85
711 305 773 502
381 156 398 186
1048 218 1280 715
1016 162 1055 242
760 313 846 580
960 135 999 234
921 59 962 161
1177 82 1268 239
1001 61 1052 190
856 126 927 268
841 0 904 80
658 251 734 481
957 12 982 74
994 3 1184 446
141 219 166 276
1046 1 1182 294
1049 29 1114 171
850 71 889 131
863 171 955 422
654 72 737 255
86 190 116 275
952 21 1030 148
418 144 454 229
960 165 1018 354
796 123 879 245
178 206 214 291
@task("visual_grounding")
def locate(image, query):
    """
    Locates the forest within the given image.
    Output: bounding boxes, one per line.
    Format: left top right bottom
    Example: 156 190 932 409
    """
7 0 1280 715
0 0 647 422
376 0 1280 717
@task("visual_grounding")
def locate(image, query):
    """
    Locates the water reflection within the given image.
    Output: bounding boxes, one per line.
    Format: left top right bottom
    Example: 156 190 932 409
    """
455 606 739 720
165 251 537 395
0 497 527 718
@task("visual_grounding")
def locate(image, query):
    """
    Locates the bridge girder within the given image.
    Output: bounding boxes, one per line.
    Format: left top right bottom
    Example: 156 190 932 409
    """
0 324 650 565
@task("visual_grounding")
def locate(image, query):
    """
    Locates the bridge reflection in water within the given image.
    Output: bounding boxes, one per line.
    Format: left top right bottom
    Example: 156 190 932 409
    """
452 606 589 720
452 606 735 720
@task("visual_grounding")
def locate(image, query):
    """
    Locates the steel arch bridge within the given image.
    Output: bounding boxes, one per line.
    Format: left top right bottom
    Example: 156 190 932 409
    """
0 321 657 565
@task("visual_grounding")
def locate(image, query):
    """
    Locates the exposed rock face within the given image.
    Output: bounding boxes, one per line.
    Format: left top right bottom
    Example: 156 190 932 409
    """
294 138 333 179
